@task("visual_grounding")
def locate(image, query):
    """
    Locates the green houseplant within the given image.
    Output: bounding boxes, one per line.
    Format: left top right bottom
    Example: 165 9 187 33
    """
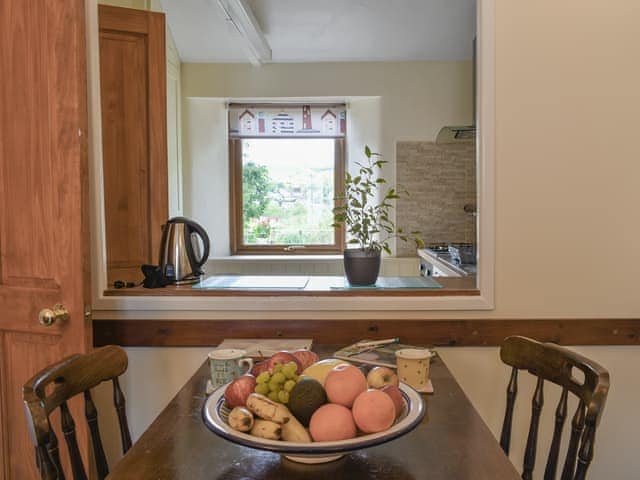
332 146 424 285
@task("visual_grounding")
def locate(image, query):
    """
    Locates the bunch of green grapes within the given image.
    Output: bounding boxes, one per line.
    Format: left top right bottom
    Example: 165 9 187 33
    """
254 361 299 404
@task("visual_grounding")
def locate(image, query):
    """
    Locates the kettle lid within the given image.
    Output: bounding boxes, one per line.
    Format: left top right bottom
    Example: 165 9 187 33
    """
167 216 192 224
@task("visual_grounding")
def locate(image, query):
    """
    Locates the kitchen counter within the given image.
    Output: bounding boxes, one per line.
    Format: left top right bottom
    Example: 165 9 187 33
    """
104 275 478 297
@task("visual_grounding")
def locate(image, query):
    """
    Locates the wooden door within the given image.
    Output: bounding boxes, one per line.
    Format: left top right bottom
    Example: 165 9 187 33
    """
0 0 91 479
99 5 168 285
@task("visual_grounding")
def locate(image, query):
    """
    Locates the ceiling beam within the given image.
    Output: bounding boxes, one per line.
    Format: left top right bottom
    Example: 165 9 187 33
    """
216 0 272 66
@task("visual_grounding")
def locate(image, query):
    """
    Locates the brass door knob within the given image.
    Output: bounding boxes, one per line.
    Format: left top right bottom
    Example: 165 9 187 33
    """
38 304 69 326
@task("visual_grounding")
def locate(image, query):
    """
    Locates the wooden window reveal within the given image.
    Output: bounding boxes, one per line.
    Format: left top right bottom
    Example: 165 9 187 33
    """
230 138 345 254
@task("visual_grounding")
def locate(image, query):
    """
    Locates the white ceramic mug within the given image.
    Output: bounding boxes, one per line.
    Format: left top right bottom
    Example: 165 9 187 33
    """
208 349 254 388
395 348 433 390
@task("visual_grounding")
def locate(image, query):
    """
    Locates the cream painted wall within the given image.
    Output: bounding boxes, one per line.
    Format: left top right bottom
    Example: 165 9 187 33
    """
182 98 229 255
489 0 640 318
93 0 640 478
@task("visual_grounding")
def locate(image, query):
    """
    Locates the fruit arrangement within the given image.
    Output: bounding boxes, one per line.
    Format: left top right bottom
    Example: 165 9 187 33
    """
222 349 406 443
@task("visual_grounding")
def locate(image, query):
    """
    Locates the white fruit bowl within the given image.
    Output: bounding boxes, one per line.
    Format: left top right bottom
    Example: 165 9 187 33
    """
202 382 425 464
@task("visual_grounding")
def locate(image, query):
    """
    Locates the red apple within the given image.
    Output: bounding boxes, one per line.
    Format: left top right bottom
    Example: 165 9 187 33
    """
267 351 302 374
292 349 320 371
250 360 269 377
381 384 404 418
324 364 368 408
224 375 256 408
366 366 399 389
352 389 396 433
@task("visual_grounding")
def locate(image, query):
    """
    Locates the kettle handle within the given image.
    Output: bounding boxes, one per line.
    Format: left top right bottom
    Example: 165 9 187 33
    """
184 219 210 270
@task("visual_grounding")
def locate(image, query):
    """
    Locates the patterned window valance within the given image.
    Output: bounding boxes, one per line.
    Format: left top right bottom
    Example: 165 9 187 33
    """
228 103 346 138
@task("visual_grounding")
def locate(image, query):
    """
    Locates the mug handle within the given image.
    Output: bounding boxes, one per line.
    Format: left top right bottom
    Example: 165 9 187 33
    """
237 357 253 374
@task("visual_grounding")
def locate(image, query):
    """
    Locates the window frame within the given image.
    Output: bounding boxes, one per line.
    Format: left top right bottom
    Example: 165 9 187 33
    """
229 137 346 255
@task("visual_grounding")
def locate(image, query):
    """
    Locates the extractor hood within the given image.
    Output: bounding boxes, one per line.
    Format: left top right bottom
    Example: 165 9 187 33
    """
436 38 477 144
435 125 476 144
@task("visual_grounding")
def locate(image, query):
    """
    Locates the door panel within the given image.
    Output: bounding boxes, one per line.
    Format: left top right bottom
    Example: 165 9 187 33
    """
0 290 61 334
100 32 152 273
0 0 91 478
99 5 168 285
4 333 65 479
2 140 56 287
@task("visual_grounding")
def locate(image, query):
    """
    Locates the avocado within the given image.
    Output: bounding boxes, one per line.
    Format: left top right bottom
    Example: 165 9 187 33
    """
288 377 327 427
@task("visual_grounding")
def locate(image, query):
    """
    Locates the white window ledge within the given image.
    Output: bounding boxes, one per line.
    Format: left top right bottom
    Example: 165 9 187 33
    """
210 255 343 262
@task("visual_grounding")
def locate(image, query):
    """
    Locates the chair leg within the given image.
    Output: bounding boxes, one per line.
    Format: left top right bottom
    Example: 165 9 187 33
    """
36 444 58 480
35 446 42 474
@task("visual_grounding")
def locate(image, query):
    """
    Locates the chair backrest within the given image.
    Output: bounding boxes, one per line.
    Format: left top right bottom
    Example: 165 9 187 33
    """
23 345 131 480
499 336 609 480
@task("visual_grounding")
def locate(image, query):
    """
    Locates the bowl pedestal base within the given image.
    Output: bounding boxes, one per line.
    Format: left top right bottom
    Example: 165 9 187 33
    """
284 454 344 464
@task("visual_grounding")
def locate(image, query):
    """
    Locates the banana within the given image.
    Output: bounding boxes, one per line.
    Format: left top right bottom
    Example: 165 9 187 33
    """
250 419 282 440
228 407 254 432
281 414 312 443
246 393 291 424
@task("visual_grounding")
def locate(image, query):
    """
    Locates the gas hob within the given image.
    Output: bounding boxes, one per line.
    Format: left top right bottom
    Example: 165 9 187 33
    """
421 243 477 277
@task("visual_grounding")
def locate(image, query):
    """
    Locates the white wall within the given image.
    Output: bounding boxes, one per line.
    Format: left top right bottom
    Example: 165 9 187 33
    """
182 98 229 256
94 0 640 478
165 25 183 217
346 97 382 174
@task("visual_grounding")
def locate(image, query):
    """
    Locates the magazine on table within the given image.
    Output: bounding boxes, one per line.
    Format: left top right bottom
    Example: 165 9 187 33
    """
217 339 313 358
334 339 433 368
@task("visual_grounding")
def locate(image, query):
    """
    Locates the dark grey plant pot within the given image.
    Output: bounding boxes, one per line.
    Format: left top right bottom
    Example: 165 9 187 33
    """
343 248 381 286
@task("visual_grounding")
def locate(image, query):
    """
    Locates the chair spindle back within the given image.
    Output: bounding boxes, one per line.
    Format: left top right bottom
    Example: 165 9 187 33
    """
499 336 609 480
23 345 131 480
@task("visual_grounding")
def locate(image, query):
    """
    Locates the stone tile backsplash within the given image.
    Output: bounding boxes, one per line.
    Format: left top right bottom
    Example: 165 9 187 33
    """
396 141 476 256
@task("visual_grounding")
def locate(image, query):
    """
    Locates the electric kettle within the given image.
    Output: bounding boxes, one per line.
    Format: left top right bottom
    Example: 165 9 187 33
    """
158 217 210 284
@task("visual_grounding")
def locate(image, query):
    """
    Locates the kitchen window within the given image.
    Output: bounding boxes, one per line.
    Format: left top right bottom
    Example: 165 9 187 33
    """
228 104 346 254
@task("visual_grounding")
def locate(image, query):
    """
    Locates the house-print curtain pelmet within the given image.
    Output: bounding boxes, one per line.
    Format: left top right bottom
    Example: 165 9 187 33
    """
229 104 347 138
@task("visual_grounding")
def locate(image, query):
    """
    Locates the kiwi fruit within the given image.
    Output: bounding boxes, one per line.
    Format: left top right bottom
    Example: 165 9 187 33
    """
288 377 327 426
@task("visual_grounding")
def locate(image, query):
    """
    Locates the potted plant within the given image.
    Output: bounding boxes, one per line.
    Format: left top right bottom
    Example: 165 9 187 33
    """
332 146 424 285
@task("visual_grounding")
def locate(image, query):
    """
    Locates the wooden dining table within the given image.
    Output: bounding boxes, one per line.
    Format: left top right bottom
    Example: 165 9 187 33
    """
108 345 520 479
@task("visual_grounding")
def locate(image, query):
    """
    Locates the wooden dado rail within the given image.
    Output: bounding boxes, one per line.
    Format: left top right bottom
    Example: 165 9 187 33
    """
93 319 640 347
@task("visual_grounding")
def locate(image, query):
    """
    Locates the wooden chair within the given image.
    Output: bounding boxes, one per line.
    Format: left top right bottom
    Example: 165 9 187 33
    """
499 336 609 480
23 345 132 480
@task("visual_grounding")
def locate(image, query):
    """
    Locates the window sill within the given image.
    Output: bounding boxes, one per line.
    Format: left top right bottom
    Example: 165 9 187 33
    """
210 255 343 262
